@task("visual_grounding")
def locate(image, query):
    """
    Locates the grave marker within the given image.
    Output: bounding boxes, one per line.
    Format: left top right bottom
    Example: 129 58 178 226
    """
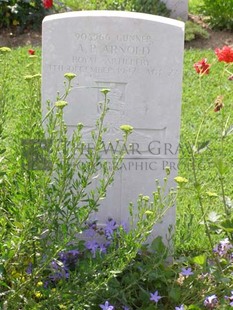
42 11 184 242
162 0 188 21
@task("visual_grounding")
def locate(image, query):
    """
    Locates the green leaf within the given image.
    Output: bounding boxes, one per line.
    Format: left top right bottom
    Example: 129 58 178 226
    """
219 276 231 284
14 222 24 229
192 254 206 266
223 124 233 137
0 281 9 290
193 141 210 154
188 305 201 310
148 272 157 281
219 219 233 233
214 158 228 175
150 236 167 258
168 287 181 302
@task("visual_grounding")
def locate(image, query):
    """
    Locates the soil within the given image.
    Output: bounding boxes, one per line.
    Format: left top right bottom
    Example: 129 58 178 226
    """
185 14 233 50
0 27 42 48
0 15 233 50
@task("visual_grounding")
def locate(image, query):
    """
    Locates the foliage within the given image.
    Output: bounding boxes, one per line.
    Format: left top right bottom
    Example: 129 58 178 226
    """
188 0 204 15
63 0 170 17
99 237 233 309
201 0 233 30
0 0 67 30
185 21 209 42
129 0 170 17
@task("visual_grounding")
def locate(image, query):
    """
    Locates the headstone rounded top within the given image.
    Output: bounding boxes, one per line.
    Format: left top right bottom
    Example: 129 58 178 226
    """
43 10 184 29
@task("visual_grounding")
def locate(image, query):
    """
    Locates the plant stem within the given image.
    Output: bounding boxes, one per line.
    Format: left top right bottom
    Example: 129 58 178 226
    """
190 148 222 272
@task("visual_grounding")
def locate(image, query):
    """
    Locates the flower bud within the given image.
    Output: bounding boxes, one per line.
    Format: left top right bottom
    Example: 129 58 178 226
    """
100 88 111 95
55 101 68 109
120 125 133 135
64 72 76 81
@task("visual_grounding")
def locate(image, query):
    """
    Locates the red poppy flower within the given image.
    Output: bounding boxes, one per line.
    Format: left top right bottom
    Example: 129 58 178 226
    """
215 46 233 63
193 58 210 75
43 0 53 9
28 49 35 55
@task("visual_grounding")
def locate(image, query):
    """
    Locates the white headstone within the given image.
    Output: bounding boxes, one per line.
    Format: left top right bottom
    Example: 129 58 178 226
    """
42 11 184 243
162 0 188 21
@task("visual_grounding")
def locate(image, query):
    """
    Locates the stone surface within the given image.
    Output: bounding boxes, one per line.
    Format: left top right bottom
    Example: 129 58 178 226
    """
162 0 188 21
42 11 184 243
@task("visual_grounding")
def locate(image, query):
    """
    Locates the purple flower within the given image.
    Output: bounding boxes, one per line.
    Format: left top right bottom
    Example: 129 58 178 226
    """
84 227 96 238
83 221 98 237
181 267 193 277
48 259 69 284
85 239 99 250
50 260 60 270
99 243 107 255
122 306 130 310
26 262 33 274
58 250 79 270
225 291 233 307
43 280 49 288
204 295 218 308
105 218 117 239
99 301 114 310
85 240 99 258
175 305 185 310
150 290 162 303
213 238 232 257
48 270 69 282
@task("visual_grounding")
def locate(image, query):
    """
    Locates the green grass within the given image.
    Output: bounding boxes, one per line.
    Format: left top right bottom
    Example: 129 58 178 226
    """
0 48 41 141
1 46 233 256
177 49 233 253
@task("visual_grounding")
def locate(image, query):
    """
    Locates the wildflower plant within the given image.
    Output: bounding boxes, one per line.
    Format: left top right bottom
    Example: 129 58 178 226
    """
0 48 177 309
